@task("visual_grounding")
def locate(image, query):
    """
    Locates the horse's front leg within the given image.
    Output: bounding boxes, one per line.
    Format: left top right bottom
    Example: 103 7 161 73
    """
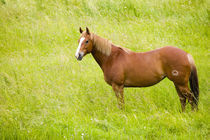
112 83 124 109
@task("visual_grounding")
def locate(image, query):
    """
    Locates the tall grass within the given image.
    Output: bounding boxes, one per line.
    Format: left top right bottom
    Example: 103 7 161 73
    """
0 0 209 139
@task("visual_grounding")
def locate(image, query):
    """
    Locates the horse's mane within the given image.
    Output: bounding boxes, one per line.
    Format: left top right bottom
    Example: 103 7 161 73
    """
91 34 112 56
91 33 131 56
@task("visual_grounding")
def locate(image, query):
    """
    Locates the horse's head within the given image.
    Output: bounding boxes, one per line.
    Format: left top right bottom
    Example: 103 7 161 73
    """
75 27 93 61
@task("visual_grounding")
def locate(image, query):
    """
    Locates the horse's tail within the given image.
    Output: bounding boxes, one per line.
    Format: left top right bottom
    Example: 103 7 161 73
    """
188 54 199 106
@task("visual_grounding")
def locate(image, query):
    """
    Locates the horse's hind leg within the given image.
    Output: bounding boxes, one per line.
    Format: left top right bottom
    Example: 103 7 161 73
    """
174 84 186 112
174 84 196 111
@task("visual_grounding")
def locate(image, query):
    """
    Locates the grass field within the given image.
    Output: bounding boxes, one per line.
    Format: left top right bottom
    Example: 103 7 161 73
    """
0 0 209 139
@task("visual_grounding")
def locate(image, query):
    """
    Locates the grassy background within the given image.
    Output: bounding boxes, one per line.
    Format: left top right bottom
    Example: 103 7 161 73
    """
0 0 209 139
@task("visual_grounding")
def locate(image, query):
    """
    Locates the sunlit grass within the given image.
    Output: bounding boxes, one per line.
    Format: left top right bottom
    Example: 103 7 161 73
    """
0 0 209 139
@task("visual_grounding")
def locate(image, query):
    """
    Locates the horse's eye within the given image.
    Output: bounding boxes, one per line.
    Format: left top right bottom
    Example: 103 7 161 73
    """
86 40 89 44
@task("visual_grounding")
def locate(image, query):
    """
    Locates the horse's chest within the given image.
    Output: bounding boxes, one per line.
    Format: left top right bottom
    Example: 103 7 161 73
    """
103 74 111 85
103 68 124 86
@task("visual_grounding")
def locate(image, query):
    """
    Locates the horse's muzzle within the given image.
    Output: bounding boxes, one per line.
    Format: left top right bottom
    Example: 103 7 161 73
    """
75 52 83 61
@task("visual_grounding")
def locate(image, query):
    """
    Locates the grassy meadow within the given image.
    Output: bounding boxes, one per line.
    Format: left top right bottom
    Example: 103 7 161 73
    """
0 0 209 139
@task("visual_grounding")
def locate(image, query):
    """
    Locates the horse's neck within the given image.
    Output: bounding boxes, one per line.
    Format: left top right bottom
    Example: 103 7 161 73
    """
91 46 111 70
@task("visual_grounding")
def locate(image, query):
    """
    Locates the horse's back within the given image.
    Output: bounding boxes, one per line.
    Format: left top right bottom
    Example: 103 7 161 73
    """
159 46 188 61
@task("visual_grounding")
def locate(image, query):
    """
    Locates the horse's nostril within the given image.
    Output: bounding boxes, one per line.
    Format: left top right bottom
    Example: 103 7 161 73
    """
77 53 83 61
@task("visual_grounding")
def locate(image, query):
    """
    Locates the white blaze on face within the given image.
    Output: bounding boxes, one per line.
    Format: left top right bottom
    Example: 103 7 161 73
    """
75 37 85 58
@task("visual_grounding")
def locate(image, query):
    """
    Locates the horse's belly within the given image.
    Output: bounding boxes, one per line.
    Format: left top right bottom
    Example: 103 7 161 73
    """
124 77 163 87
124 70 165 87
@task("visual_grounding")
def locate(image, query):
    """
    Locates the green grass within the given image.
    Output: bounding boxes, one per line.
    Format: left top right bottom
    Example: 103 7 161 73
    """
0 0 209 139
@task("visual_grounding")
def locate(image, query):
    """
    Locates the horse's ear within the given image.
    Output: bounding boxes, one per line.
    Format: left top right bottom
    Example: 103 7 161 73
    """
79 27 83 34
86 27 90 35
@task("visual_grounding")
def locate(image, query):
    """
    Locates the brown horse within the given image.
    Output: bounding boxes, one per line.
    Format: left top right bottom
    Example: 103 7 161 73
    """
75 27 199 111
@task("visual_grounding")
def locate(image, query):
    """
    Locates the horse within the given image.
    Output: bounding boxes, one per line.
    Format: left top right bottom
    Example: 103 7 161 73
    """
75 27 199 111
